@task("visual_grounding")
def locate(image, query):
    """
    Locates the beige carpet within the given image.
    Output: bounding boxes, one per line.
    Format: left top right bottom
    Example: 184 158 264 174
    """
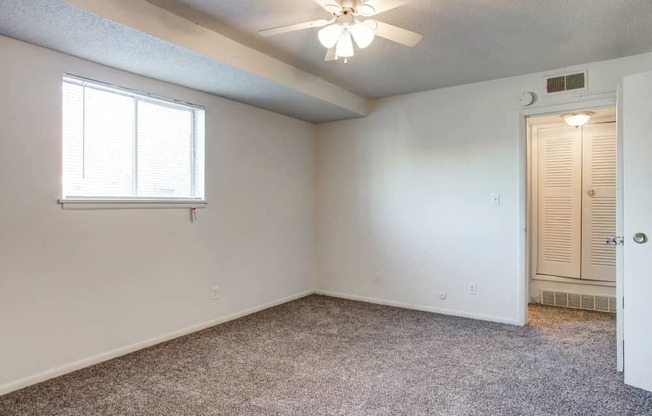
1 295 651 415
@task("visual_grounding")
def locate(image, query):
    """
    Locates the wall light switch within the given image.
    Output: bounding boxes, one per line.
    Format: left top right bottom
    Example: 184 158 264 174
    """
491 193 501 206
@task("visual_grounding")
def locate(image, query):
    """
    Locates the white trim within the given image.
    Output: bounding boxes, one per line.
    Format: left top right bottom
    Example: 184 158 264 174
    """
616 85 624 372
64 74 205 111
533 274 616 287
517 110 530 326
519 94 617 118
59 199 207 210
0 290 315 396
315 290 522 326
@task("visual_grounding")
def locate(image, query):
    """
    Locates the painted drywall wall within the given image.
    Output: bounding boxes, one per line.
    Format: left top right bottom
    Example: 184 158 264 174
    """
0 35 316 393
315 52 652 325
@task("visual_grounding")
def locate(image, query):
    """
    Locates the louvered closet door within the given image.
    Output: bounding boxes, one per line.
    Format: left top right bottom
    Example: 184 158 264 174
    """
581 122 617 281
537 126 582 279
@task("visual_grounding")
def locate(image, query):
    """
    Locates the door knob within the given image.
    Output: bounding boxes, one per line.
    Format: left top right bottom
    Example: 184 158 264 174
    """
606 236 624 245
587 189 596 197
633 233 649 244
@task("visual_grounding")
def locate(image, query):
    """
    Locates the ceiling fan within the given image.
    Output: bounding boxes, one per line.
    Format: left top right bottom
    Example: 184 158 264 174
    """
259 0 423 62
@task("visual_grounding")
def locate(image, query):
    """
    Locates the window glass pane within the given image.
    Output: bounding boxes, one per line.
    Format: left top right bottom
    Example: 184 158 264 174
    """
62 82 84 197
63 85 134 198
61 77 205 202
137 101 193 198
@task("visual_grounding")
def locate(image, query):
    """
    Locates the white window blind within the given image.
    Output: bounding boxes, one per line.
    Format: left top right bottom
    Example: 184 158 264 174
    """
61 75 205 204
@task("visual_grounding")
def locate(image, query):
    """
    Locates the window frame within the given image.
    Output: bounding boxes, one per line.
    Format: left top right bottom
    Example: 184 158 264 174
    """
59 75 206 210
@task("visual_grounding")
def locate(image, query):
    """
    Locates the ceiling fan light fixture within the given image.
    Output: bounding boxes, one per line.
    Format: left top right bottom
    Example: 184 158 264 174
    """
357 3 376 16
318 24 344 48
258 0 421 62
562 112 594 127
350 22 375 48
336 31 355 58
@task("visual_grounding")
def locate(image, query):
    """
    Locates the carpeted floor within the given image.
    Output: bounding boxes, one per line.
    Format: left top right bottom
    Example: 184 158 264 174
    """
1 295 651 416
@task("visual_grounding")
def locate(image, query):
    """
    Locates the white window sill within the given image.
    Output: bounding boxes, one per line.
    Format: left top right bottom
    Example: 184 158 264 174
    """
58 199 207 210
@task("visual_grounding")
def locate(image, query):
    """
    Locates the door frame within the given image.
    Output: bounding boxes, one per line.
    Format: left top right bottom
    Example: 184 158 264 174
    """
516 94 623 371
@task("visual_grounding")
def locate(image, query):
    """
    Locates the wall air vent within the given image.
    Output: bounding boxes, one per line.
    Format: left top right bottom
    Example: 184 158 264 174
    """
544 71 587 94
540 290 615 313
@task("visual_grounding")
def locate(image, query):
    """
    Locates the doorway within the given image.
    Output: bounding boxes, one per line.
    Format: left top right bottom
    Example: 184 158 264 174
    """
527 108 617 312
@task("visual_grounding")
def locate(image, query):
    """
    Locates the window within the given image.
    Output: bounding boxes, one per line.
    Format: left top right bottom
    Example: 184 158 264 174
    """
61 75 205 206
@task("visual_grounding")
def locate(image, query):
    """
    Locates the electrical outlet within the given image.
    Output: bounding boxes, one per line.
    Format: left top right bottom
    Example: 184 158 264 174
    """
438 292 447 300
468 283 477 295
212 286 219 300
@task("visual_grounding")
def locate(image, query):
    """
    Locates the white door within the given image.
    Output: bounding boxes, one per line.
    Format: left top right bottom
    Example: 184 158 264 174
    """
581 123 617 281
623 71 652 392
536 126 582 279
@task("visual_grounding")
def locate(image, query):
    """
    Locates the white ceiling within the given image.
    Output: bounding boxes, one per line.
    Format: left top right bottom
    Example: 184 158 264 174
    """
148 0 652 98
1 0 652 123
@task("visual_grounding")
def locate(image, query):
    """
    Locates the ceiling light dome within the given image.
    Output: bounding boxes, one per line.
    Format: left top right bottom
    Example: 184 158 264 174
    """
350 22 375 49
318 24 344 48
335 30 355 58
562 112 594 127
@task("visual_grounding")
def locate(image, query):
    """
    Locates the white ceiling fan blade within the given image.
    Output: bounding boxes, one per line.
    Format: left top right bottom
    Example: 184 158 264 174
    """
259 19 332 37
365 20 422 47
356 0 407 17
314 0 343 14
325 47 338 61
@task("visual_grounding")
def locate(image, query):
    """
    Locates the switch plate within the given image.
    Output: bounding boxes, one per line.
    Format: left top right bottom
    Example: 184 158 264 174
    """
491 193 501 206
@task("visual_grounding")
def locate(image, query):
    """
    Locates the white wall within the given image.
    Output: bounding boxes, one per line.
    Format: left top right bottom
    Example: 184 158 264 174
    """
0 36 316 393
316 52 652 325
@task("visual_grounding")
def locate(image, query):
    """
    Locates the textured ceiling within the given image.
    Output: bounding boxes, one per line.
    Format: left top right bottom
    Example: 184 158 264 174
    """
148 0 652 98
1 0 652 123
0 0 366 123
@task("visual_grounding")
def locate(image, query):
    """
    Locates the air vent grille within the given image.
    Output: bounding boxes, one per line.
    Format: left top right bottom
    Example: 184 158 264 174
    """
545 72 587 94
540 290 615 313
566 73 586 90
547 76 566 93
595 296 610 312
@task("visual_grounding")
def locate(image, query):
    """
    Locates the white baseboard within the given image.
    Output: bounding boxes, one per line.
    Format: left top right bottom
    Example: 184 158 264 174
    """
315 290 522 326
0 289 315 396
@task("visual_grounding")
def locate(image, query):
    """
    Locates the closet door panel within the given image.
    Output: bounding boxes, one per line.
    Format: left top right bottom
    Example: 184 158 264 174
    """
537 126 582 279
582 122 617 281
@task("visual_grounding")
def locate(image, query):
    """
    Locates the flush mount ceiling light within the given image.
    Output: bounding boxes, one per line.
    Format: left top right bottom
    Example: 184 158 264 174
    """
259 0 423 63
562 112 594 127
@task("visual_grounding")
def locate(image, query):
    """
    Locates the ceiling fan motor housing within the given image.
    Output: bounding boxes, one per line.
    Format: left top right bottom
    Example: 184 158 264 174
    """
337 10 355 25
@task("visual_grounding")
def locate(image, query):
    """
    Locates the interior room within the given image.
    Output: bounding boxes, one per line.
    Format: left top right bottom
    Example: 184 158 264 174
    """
1 1 652 415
